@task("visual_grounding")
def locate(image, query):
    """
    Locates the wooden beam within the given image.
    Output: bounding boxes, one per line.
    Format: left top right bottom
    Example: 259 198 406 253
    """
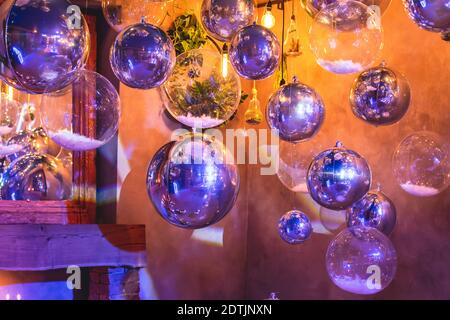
0 201 90 225
0 225 146 271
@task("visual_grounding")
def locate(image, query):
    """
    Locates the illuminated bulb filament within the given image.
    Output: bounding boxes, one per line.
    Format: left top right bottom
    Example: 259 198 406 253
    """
262 11 275 29
222 53 229 78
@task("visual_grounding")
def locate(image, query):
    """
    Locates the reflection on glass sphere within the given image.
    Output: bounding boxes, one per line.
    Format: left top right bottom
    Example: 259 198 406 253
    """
403 0 450 35
164 49 241 129
201 0 257 42
40 69 120 152
277 140 321 193
301 0 391 17
309 1 383 74
0 92 20 137
0 0 90 93
307 142 372 210
0 154 71 201
347 189 397 236
5 128 62 162
278 210 313 244
267 77 325 143
229 23 280 80
326 226 397 295
393 131 450 197
350 63 411 126
147 133 240 229
110 22 176 89
102 0 169 32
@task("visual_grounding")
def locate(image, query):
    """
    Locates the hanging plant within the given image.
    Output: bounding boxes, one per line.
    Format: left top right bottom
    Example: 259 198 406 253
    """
167 13 208 56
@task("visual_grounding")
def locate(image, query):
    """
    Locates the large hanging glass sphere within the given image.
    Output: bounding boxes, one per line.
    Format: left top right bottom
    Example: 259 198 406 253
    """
326 226 397 295
0 92 20 136
110 22 176 89
0 0 90 94
403 0 450 37
164 49 241 129
278 210 313 244
350 63 411 126
147 133 240 229
301 0 391 17
393 131 450 197
307 142 372 210
102 0 169 32
229 23 280 80
0 153 71 201
347 188 397 236
40 69 121 151
267 77 325 143
309 1 383 74
277 139 322 193
201 0 257 42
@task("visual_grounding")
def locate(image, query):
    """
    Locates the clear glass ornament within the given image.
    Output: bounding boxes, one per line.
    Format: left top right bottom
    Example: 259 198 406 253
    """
326 226 397 295
393 131 450 197
102 0 168 32
164 49 241 129
309 0 383 74
40 69 121 151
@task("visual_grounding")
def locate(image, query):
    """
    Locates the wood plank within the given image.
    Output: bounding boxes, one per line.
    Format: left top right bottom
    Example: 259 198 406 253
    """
0 201 89 224
0 225 146 271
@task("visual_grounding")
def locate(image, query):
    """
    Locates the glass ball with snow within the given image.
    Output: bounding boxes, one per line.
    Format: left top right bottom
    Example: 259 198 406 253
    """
392 131 450 197
308 1 383 74
163 49 241 129
40 70 120 152
326 226 397 295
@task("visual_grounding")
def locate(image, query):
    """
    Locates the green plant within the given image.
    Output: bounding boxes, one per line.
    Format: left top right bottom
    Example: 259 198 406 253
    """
167 13 208 56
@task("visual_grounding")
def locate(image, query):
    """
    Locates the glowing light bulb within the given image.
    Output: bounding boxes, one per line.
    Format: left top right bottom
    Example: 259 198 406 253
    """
262 11 275 29
222 52 229 78
262 1 275 29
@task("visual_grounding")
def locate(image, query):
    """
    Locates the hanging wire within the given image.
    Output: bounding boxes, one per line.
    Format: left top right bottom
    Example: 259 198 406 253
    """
279 0 286 86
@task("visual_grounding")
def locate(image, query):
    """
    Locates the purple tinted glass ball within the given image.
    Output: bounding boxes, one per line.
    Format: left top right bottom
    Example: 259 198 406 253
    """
307 143 372 210
229 24 280 80
147 134 240 229
201 0 256 42
350 64 411 126
347 189 397 236
0 0 89 93
267 79 325 143
110 22 175 89
403 0 450 34
278 210 313 244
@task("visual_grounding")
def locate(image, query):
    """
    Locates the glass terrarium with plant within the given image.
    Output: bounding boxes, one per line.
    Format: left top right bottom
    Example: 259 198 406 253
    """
163 48 241 129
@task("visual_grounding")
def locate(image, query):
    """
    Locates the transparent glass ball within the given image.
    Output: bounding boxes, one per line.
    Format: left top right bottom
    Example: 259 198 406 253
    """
0 92 20 137
393 131 450 197
40 69 120 151
102 0 169 32
277 140 321 193
164 49 241 129
309 1 383 74
301 0 392 17
326 226 397 295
